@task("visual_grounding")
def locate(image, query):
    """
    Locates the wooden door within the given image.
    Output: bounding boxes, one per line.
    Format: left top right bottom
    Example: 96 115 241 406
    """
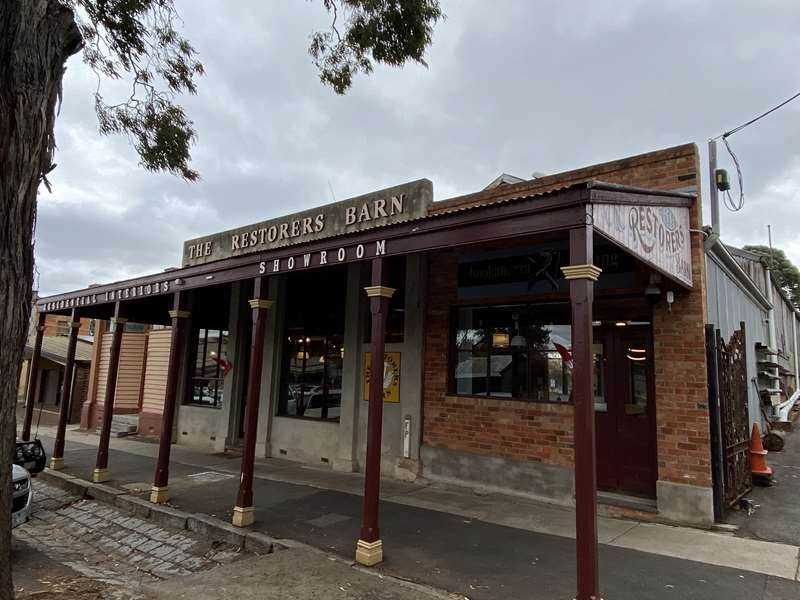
595 324 657 497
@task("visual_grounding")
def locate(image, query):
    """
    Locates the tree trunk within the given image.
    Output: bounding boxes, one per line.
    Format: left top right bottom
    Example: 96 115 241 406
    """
0 1 81 596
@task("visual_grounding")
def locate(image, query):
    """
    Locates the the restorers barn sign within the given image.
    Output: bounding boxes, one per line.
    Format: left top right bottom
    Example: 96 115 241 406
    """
593 203 693 287
182 179 433 267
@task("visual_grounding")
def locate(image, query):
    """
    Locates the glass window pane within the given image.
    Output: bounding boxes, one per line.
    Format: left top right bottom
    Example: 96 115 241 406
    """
627 345 649 415
278 266 347 421
451 303 578 402
187 328 229 409
456 307 487 352
593 343 606 412
195 329 207 377
455 351 487 395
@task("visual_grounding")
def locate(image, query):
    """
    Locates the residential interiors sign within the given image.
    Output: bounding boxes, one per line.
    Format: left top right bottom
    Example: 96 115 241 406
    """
593 203 692 287
182 179 433 267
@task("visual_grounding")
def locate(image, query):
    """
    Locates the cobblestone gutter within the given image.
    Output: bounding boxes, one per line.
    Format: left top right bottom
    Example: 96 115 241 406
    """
36 469 283 555
15 480 254 598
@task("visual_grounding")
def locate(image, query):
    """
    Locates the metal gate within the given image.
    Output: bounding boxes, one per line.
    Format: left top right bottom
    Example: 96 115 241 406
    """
707 322 751 514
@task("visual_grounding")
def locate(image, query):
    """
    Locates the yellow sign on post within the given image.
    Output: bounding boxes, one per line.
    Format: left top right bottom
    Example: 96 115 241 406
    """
363 351 401 403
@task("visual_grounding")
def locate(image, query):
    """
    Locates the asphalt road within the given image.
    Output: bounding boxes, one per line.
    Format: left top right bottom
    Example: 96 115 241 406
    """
35 432 800 600
726 426 800 546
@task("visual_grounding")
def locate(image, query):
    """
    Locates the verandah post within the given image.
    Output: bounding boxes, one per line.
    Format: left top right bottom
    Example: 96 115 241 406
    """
49 308 80 469
232 276 271 527
93 301 126 483
21 310 46 441
562 223 602 600
150 291 190 503
356 257 394 566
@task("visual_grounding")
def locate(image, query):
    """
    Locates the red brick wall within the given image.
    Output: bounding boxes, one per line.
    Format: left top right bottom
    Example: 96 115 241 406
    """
422 143 712 490
422 249 575 466
652 180 711 487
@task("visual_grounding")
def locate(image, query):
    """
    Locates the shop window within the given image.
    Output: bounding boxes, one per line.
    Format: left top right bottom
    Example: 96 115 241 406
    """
281 334 344 420
450 302 575 402
278 266 347 421
187 328 230 408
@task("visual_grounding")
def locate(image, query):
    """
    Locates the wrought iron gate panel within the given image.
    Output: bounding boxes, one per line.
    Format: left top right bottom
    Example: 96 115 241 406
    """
716 325 751 507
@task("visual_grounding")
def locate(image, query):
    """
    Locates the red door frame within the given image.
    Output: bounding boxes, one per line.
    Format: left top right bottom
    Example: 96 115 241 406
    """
595 322 657 498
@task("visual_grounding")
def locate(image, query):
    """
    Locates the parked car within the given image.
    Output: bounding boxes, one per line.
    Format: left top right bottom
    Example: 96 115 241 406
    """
14 439 46 475
12 464 32 529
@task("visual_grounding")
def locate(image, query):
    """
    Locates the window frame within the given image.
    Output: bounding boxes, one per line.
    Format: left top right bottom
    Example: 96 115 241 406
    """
276 266 348 423
277 333 343 422
448 302 575 405
186 327 229 409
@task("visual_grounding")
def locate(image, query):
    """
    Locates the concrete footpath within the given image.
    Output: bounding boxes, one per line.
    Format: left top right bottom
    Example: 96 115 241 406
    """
32 424 800 600
141 548 464 600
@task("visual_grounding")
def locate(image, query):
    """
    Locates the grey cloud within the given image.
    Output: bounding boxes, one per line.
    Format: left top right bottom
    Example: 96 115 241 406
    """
36 0 800 295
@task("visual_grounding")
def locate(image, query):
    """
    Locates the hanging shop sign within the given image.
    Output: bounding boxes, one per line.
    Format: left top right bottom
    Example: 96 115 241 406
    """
182 179 432 267
593 203 692 287
363 351 401 403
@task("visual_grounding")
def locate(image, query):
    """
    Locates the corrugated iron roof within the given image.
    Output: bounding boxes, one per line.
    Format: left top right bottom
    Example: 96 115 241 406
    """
24 335 93 365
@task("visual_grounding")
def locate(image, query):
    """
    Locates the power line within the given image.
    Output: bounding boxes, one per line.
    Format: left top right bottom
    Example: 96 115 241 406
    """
714 89 800 140
711 89 800 213
721 136 744 211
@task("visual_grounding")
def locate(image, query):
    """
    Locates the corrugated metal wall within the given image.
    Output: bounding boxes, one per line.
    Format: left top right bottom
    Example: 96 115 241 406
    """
705 254 767 428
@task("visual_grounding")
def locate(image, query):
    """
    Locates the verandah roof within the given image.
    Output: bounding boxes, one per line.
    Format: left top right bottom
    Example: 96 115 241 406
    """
37 179 695 322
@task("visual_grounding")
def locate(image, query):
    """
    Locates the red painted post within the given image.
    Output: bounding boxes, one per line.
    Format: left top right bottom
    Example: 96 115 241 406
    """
150 292 190 503
21 311 47 441
50 308 81 470
232 277 271 527
93 302 126 483
356 257 394 566
562 225 602 600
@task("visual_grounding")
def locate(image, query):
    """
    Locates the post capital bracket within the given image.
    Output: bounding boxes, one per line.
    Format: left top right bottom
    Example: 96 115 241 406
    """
561 264 602 282
364 285 396 299
248 299 273 310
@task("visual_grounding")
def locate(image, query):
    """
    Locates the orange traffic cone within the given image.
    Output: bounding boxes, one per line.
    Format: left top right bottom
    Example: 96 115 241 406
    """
750 423 773 477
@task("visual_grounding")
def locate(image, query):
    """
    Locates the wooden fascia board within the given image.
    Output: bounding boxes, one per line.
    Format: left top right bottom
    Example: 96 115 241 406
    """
588 188 694 208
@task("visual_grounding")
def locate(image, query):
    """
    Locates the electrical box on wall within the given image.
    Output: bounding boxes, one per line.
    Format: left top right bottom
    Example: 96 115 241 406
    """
715 168 730 191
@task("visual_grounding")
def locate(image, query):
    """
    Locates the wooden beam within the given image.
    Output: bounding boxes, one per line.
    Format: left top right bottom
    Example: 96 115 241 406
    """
356 258 394 567
150 292 190 503
564 224 601 600
231 277 271 527
93 302 126 483
21 311 46 441
50 309 80 469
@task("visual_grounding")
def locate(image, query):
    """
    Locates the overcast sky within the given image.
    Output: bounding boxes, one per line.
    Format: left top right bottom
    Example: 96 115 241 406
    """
36 0 800 296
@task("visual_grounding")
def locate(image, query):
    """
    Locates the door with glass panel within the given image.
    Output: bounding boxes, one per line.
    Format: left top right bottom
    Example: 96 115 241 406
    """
595 324 656 497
